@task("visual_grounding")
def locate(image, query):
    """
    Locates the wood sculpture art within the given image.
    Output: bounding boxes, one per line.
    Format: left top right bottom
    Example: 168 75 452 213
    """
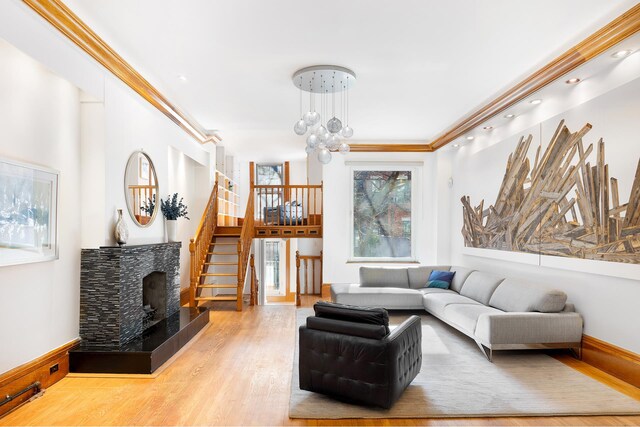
461 120 640 263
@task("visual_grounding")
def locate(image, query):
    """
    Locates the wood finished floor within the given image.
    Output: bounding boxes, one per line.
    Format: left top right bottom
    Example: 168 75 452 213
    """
2 295 639 426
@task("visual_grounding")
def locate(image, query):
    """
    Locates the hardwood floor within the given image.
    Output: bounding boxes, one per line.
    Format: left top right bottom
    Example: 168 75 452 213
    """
2 296 639 426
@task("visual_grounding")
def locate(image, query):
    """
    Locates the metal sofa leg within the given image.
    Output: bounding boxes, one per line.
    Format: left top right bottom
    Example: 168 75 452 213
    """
475 341 493 362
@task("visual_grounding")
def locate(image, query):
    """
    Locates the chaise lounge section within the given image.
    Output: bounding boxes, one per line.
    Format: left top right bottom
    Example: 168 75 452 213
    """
331 266 583 361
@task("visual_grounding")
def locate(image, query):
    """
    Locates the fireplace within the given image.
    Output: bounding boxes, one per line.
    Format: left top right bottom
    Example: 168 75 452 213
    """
78 243 182 346
73 242 208 374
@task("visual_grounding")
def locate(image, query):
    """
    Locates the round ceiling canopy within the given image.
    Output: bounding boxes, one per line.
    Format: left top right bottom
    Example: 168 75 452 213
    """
292 65 356 93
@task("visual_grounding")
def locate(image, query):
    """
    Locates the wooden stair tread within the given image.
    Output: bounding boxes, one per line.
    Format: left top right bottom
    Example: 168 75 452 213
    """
196 296 237 301
201 273 238 277
204 262 238 266
213 233 240 237
209 242 237 245
197 284 237 288
207 251 238 255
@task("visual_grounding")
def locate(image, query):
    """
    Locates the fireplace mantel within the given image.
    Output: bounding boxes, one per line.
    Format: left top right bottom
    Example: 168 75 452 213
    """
79 242 181 346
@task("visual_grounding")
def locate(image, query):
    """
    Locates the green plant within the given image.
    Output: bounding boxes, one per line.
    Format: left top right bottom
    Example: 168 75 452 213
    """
160 193 190 220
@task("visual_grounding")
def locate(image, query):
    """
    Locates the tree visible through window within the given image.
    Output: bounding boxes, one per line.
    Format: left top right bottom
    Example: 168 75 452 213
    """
353 170 412 258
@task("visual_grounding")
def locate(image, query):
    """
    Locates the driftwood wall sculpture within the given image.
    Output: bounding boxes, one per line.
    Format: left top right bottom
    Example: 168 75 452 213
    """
461 119 640 263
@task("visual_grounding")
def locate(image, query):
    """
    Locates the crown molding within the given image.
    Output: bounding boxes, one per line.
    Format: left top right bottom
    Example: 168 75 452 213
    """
428 3 640 151
348 144 433 153
22 0 220 144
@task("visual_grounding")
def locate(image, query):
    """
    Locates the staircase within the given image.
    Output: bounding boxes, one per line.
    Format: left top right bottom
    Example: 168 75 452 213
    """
190 179 256 311
194 226 243 309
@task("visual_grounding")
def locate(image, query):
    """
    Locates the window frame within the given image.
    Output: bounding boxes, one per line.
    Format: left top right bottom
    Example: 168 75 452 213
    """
347 162 421 263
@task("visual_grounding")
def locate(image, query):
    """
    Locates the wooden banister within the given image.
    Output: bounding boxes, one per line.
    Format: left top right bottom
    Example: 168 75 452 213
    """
249 254 257 306
189 181 219 307
236 190 255 311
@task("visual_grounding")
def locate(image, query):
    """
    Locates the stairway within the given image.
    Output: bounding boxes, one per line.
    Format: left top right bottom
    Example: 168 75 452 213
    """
195 226 244 308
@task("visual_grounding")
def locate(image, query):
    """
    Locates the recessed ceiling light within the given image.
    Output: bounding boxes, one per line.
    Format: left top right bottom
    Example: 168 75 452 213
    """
483 126 493 130
565 77 581 84
530 99 542 105
466 136 474 141
453 143 460 148
611 50 632 59
504 113 515 119
177 74 188 82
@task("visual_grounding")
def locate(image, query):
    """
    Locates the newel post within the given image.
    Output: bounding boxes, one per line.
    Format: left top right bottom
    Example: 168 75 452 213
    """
249 254 256 306
189 238 196 307
296 250 301 307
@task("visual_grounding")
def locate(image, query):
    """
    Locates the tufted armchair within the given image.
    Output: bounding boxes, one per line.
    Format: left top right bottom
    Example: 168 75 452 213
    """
299 301 422 408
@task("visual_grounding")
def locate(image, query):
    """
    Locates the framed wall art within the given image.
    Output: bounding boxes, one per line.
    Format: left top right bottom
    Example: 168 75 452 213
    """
0 157 59 267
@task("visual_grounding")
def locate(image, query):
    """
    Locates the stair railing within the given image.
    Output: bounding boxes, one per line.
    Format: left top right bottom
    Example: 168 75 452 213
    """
236 190 255 311
295 250 323 306
254 184 323 226
189 181 219 307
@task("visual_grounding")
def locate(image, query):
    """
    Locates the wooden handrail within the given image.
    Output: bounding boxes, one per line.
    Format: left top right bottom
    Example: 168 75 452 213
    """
236 190 255 311
189 181 219 307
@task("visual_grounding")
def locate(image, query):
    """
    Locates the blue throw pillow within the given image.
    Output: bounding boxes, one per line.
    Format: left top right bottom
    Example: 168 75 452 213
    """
428 270 455 286
427 279 450 289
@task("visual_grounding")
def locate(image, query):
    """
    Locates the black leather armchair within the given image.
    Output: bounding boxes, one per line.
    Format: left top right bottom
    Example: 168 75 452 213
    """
299 302 422 408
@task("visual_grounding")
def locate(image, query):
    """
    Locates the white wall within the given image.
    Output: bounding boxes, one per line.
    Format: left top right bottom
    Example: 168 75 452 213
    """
0 40 81 373
168 147 212 290
322 151 438 284
445 60 640 354
0 0 214 373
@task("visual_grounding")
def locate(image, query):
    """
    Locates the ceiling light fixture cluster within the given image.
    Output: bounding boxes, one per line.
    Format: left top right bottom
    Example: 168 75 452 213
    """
292 65 355 164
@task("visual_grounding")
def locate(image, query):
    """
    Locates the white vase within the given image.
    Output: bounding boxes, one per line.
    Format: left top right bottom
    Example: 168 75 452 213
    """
114 209 129 246
166 219 178 242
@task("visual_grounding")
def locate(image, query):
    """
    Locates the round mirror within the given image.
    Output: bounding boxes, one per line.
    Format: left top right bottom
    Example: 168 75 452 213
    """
124 151 159 227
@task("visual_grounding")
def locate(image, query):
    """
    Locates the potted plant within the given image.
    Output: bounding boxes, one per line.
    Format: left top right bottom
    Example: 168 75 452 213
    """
160 193 190 242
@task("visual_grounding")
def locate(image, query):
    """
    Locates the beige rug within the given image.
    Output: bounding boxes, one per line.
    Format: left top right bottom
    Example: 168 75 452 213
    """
289 309 640 419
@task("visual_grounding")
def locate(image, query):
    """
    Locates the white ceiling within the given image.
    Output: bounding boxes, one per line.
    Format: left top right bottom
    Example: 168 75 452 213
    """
63 0 638 161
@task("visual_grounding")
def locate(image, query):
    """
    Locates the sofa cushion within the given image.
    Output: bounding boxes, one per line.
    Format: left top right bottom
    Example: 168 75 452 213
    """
459 271 505 305
449 266 475 293
443 304 504 335
407 265 450 289
422 293 480 318
489 278 567 313
331 284 424 309
360 267 409 288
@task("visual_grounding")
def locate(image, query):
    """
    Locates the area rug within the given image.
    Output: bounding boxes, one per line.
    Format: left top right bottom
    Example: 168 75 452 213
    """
289 309 640 419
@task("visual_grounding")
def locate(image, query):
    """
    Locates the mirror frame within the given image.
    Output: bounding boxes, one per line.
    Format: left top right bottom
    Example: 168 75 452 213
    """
124 151 159 228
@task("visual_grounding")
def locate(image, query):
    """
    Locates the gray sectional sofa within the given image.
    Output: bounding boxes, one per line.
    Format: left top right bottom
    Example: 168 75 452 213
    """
330 266 583 361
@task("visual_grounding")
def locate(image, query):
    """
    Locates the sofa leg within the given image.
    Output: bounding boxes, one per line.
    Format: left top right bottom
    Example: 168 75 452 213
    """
570 346 582 360
475 341 493 362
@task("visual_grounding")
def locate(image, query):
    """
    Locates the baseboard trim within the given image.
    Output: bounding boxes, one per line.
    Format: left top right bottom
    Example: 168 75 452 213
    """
180 287 189 306
0 338 80 417
582 335 640 389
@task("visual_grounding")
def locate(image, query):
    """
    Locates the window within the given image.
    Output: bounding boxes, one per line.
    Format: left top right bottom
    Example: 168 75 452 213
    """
349 164 420 261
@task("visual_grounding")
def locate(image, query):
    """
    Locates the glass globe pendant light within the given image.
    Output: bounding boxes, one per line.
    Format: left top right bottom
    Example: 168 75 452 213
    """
338 142 350 154
327 134 341 150
317 147 332 164
293 77 308 135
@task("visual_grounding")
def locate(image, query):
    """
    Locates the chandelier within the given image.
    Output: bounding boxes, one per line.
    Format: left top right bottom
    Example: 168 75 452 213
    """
292 65 355 164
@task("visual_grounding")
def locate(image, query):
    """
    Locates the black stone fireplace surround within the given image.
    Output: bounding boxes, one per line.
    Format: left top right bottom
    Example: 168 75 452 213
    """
71 242 208 374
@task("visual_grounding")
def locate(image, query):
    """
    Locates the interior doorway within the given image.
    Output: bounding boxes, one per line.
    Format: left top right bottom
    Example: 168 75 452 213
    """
260 238 294 304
